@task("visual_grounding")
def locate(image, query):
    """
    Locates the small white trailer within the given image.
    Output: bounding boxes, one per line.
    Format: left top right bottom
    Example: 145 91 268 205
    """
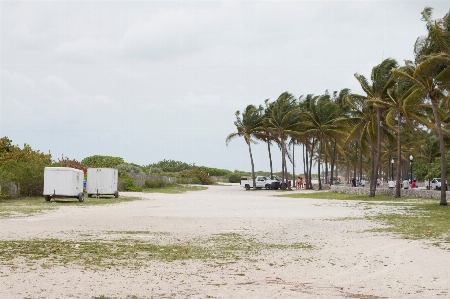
43 167 84 202
86 168 119 198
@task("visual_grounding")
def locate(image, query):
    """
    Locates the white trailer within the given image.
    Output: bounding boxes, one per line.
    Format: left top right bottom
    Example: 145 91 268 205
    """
43 167 84 202
86 168 119 198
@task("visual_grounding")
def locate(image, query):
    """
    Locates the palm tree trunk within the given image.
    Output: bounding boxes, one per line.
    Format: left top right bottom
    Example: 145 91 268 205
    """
303 143 307 183
359 149 363 181
292 141 295 184
371 108 382 197
247 141 257 190
430 97 447 205
369 141 376 197
309 138 315 189
325 145 329 184
396 118 402 198
318 136 323 190
330 140 336 185
281 139 286 189
267 140 273 179
354 142 358 184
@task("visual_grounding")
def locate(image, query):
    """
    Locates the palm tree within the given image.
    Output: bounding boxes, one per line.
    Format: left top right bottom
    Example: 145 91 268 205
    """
353 58 398 196
301 93 342 190
369 65 419 197
394 56 450 205
266 92 302 189
414 7 450 61
226 105 264 190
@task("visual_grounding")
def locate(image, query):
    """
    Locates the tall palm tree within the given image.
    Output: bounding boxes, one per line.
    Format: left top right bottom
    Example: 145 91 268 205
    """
353 58 398 196
394 56 450 205
370 65 419 197
302 93 342 190
226 105 264 190
266 92 302 189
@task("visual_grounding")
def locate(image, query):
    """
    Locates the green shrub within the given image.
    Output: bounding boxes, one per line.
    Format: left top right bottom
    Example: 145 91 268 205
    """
227 173 241 183
178 168 213 185
147 160 193 173
145 179 166 188
0 138 52 197
123 179 142 192
81 155 124 168
197 166 232 176
117 163 145 177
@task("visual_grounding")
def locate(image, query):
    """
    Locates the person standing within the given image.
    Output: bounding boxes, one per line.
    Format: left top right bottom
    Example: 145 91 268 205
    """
403 178 410 189
361 178 366 187
296 177 301 190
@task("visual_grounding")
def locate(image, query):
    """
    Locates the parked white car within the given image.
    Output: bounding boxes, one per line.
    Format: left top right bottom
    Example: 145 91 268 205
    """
427 178 448 190
240 176 281 190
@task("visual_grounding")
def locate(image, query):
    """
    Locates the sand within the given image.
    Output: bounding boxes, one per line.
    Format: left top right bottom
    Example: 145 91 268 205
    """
0 185 449 299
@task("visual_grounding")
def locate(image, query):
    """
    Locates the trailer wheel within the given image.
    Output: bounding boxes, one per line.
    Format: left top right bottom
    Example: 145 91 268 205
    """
114 191 119 198
78 192 84 202
45 195 51 202
245 184 250 190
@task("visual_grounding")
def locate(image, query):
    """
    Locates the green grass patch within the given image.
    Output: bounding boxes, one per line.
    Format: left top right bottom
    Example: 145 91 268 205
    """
278 191 450 248
0 195 143 218
0 233 313 270
141 184 207 194
366 202 450 247
276 191 417 201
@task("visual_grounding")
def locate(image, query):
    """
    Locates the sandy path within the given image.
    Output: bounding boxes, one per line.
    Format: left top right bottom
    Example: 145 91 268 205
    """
1 185 449 299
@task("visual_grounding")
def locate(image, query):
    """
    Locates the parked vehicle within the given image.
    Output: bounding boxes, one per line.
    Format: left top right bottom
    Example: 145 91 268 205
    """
426 178 448 190
86 168 119 198
43 167 84 202
240 176 281 190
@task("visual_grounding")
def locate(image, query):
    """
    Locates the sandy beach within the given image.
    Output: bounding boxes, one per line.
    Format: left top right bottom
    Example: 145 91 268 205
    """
1 185 449 299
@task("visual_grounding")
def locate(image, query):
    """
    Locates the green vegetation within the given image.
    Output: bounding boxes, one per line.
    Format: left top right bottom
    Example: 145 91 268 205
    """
0 196 143 218
0 232 312 270
0 137 52 197
277 191 415 202
81 155 125 169
142 184 207 194
280 191 450 248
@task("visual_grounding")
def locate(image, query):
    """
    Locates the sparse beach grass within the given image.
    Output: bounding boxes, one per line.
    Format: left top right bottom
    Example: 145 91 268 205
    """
141 184 207 194
0 232 312 270
279 191 450 249
0 195 143 218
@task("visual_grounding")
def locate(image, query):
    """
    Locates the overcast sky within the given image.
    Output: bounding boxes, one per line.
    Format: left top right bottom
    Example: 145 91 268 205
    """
1 1 449 173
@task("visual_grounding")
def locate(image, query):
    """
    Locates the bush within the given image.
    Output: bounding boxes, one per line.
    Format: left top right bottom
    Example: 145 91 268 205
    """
147 160 193 173
227 173 241 183
0 137 52 197
123 179 142 192
145 179 166 188
81 155 125 168
178 168 213 185
197 166 231 176
117 163 145 177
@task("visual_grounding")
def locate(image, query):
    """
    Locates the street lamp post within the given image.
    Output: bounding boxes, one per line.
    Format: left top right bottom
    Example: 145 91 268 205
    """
391 159 394 181
409 155 413 182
